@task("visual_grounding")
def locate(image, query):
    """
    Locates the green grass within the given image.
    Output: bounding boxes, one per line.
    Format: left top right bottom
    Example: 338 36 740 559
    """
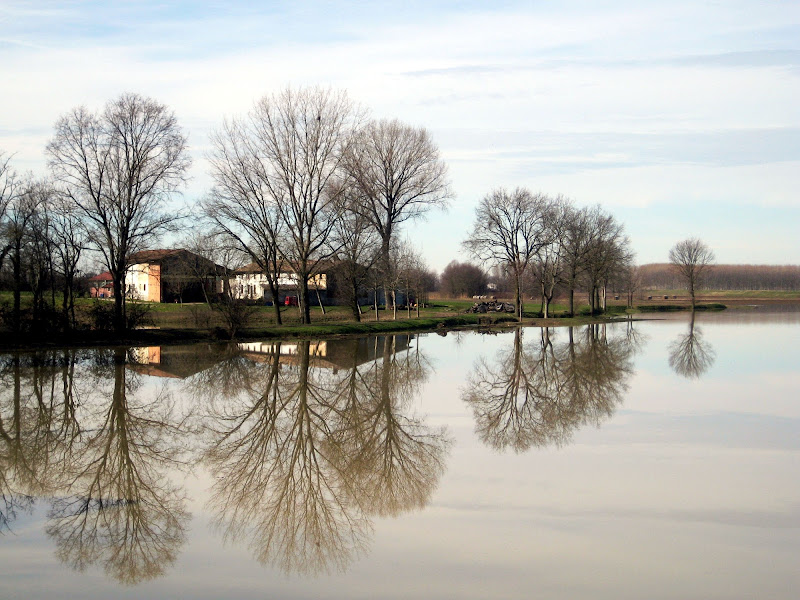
637 303 727 312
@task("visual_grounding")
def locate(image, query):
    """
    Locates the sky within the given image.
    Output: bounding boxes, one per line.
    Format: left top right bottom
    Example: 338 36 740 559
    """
1 0 798 273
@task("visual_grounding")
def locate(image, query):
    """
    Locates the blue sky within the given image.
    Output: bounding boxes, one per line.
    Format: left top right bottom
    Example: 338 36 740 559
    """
1 0 798 272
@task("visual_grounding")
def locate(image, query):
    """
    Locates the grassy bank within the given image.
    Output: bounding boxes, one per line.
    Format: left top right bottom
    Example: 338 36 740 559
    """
9 288 800 350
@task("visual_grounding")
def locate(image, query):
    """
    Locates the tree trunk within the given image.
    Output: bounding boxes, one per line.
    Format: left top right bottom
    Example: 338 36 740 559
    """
12 245 21 334
299 278 311 324
266 280 282 325
112 275 125 333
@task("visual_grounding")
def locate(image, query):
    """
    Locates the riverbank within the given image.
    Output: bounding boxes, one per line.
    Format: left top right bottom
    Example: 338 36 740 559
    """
0 300 730 351
5 288 797 351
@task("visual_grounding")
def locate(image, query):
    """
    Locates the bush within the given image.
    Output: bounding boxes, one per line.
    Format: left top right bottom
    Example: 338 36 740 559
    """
211 297 257 339
89 300 154 331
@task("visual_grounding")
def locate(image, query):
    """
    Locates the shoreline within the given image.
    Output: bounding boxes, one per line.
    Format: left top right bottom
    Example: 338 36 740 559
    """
0 303 732 351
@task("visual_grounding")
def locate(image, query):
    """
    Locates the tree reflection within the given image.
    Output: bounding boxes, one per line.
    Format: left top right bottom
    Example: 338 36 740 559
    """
462 325 635 452
199 335 450 575
668 313 716 379
43 348 190 584
330 336 450 518
0 351 84 532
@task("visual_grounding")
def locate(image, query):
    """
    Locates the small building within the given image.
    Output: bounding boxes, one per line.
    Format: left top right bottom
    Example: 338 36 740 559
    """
231 262 332 304
89 271 114 298
125 249 226 303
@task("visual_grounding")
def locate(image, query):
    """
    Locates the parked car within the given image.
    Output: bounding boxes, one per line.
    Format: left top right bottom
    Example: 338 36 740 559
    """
284 295 298 306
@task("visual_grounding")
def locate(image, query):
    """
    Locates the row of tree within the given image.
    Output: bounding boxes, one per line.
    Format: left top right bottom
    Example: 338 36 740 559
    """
0 88 453 333
4 87 727 336
640 262 800 292
464 188 634 318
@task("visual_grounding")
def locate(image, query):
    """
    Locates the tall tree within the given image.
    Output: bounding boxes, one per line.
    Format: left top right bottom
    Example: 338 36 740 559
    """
329 181 380 321
668 238 716 309
203 115 287 324
5 178 40 333
49 190 87 328
46 93 190 333
229 87 360 324
344 119 451 319
464 188 550 320
582 206 631 315
531 196 570 318
0 151 24 272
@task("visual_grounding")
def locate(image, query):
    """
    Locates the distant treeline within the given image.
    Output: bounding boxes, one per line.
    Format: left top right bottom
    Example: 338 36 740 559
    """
640 264 800 291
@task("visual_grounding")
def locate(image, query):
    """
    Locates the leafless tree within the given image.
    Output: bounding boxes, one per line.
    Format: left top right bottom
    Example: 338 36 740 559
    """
227 87 361 324
344 119 451 318
464 188 550 320
203 115 288 323
4 177 40 332
668 238 716 309
561 205 593 316
0 151 23 270
583 206 632 314
328 180 381 321
46 93 190 333
49 190 87 328
531 196 570 318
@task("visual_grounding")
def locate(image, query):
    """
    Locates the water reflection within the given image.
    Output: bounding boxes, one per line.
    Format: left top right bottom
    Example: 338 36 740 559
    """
462 325 636 452
668 313 716 379
0 349 191 584
196 336 450 576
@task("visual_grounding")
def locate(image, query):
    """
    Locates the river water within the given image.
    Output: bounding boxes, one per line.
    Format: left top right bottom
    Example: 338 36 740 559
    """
1 308 798 599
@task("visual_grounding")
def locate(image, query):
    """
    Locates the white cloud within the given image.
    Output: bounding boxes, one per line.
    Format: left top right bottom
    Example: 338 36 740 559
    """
1 1 798 271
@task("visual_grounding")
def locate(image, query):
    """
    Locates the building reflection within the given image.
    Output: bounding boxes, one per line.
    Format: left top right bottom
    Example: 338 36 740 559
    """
462 325 636 452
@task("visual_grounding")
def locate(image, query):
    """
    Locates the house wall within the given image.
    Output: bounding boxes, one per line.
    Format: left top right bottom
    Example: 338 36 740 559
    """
125 263 162 302
230 271 328 302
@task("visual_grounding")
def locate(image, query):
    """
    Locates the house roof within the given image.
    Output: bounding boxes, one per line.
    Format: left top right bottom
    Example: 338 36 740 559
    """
235 262 264 274
128 249 184 263
127 248 228 272
233 260 337 276
89 271 113 281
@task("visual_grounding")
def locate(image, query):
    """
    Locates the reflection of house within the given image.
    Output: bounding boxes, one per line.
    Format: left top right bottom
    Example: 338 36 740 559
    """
89 271 114 298
231 262 333 304
125 249 226 303
239 335 414 370
127 344 230 378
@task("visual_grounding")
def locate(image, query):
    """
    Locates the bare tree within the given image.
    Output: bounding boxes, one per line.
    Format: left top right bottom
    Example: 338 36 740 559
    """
46 93 190 333
464 188 550 320
583 206 632 314
561 205 593 317
668 238 715 309
230 87 361 324
531 196 570 318
0 151 23 269
49 190 87 328
329 182 380 321
4 177 40 332
204 115 288 324
344 119 451 319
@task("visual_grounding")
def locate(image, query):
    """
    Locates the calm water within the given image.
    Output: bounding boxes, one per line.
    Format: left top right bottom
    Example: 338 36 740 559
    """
1 308 798 599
